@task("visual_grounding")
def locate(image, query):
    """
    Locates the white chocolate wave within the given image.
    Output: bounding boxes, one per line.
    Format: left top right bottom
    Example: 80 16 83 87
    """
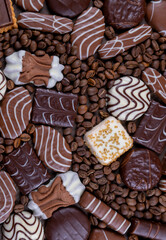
0 71 7 101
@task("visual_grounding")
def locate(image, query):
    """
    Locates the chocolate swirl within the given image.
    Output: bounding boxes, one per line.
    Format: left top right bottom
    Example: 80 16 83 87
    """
106 76 151 121
0 71 7 101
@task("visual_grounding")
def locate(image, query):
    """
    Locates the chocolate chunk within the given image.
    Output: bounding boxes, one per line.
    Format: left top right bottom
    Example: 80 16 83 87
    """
45 207 91 240
4 142 50 195
107 76 151 121
0 171 16 223
2 211 44 240
120 148 162 191
18 12 74 34
129 218 166 240
46 0 91 18
146 0 166 37
0 71 7 101
98 24 152 60
0 87 32 139
133 100 166 154
71 7 105 60
79 191 131 235
15 0 45 12
142 67 166 104
32 88 78 128
103 0 146 30
89 228 125 240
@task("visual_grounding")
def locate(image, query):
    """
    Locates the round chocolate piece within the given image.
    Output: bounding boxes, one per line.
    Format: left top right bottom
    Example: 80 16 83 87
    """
120 148 162 191
45 207 91 240
46 0 91 18
103 0 146 30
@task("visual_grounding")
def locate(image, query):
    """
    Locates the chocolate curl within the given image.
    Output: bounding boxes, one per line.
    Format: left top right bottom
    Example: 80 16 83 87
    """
129 218 166 240
79 191 131 235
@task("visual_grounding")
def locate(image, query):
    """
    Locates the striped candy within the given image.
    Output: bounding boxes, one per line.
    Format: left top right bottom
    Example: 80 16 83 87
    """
15 0 44 12
0 71 7 101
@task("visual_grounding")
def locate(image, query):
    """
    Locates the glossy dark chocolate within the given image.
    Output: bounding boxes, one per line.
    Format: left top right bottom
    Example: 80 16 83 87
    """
32 88 78 128
120 148 162 191
0 0 13 28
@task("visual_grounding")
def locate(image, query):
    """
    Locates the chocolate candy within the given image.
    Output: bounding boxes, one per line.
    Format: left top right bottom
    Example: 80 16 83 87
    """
0 71 7 101
18 12 74 34
133 100 166 154
4 142 50 195
45 207 91 240
4 51 64 88
79 191 131 235
89 228 125 240
120 148 162 191
84 116 133 165
71 7 105 60
2 211 44 240
33 125 72 172
107 76 151 121
32 88 78 128
28 171 85 219
142 67 166 104
46 0 91 18
98 24 152 60
0 171 16 224
159 177 166 193
0 0 17 33
146 0 166 37
15 0 45 12
103 0 146 30
129 218 166 240
0 87 32 139
162 154 166 175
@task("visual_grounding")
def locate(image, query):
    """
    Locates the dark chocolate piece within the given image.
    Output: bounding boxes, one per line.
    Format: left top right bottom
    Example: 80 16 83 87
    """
120 148 162 191
46 0 91 18
4 142 50 195
32 88 78 128
162 153 166 175
45 207 91 240
133 100 166 154
129 218 166 240
103 0 146 30
89 228 125 240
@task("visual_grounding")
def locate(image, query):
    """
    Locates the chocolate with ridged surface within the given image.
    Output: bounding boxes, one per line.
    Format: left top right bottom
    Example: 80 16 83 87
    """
103 0 146 30
89 228 125 240
32 88 78 128
4 142 50 195
133 100 166 154
45 207 91 240
120 148 162 191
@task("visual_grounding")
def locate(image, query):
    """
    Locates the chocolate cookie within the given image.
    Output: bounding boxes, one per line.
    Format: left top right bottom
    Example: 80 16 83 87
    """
120 148 162 191
103 0 146 30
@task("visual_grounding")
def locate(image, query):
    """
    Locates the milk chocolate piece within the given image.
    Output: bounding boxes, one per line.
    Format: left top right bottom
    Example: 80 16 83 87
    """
45 207 91 240
18 12 74 34
89 228 125 240
0 71 7 101
129 218 166 240
15 0 45 12
46 0 91 18
98 24 152 60
79 191 131 235
142 67 166 104
103 0 146 30
4 142 50 195
71 7 105 60
120 148 162 191
146 0 166 37
133 101 166 154
0 171 16 224
32 88 78 128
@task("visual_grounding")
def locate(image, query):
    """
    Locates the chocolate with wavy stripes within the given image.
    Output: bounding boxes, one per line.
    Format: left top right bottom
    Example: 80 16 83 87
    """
0 171 16 224
0 71 7 101
89 228 125 240
32 88 78 128
79 191 131 235
33 125 72 172
142 67 166 104
106 76 151 121
18 12 73 34
159 177 166 193
71 7 105 60
15 0 45 12
98 24 152 59
0 87 32 139
133 100 166 154
4 142 50 195
2 211 44 240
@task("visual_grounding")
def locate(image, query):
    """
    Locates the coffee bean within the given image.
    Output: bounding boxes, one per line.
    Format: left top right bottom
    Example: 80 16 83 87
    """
126 198 137 206
65 135 74 144
129 191 138 199
149 196 159 206
21 195 29 206
7 80 15 90
159 195 166 207
14 138 21 149
90 215 98 226
0 145 5 154
89 182 99 190
111 201 120 210
121 204 129 216
78 105 88 115
4 48 14 56
147 189 155 197
107 173 115 181
5 139 14 145
5 145 14 154
89 103 99 113
116 197 125 205
137 192 146 202
105 26 115 40
155 188 162 197
14 204 24 213
127 122 137 134
89 94 99 102
84 112 93 120
150 206 161 216
136 203 145 211
135 211 144 218
20 133 31 142
26 123 35 135
144 211 153 220
111 161 120 171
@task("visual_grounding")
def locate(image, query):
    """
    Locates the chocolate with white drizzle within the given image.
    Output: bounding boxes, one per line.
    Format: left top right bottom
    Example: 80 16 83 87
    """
15 0 45 12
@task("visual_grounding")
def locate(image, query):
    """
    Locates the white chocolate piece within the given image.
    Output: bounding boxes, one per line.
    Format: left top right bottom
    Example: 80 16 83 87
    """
84 116 133 165
0 71 7 101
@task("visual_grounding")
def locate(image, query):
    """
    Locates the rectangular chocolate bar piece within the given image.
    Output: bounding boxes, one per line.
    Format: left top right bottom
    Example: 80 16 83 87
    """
32 88 78 128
